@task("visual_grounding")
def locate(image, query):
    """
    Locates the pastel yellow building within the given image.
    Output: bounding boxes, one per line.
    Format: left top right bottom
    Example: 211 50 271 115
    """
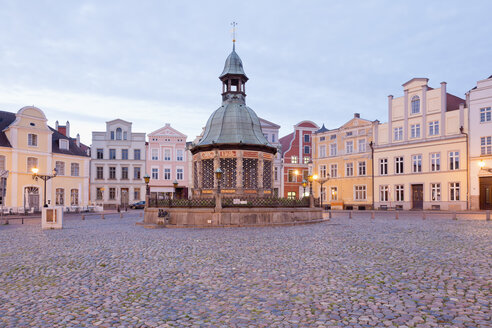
0 106 90 212
313 113 377 209
374 78 468 210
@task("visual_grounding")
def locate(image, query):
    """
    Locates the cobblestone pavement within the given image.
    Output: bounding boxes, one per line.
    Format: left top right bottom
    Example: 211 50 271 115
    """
0 213 490 327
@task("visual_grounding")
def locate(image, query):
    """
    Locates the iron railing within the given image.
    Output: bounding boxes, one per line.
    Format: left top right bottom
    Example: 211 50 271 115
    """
222 197 310 208
148 198 216 208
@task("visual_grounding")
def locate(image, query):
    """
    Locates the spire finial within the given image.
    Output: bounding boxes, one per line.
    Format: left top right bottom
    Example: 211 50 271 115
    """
231 21 237 50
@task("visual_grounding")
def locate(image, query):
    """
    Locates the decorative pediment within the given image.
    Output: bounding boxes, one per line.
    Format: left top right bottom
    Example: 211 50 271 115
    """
148 124 187 138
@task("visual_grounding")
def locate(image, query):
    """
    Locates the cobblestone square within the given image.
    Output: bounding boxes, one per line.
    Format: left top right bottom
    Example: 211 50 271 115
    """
0 213 490 327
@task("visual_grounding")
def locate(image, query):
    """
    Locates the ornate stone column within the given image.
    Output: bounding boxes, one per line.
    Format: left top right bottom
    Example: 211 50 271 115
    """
236 151 243 195
258 157 264 196
213 150 220 194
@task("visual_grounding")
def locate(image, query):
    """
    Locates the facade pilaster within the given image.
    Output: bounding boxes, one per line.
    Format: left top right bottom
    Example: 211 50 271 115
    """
388 95 393 144
403 90 409 141
441 82 447 135
422 85 427 139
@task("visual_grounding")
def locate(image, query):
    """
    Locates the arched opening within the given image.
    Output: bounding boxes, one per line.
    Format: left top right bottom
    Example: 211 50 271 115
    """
411 96 420 114
116 127 122 140
24 186 39 211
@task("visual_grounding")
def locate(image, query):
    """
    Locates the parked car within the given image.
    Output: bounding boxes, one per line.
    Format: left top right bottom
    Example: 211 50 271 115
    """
130 201 145 209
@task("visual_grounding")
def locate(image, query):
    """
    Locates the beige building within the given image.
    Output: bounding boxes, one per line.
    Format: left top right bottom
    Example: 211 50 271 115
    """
313 114 377 209
374 78 468 210
0 106 90 211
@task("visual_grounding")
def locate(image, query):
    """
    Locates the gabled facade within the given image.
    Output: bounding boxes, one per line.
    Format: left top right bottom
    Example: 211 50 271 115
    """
146 123 189 199
374 78 468 210
90 119 146 209
259 117 282 196
467 75 492 210
279 120 319 199
313 113 377 209
0 106 90 210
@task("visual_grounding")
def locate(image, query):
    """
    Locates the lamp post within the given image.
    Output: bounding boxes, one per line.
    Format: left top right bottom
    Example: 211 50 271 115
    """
215 168 223 194
31 167 57 207
173 180 179 199
301 179 308 198
316 177 329 210
143 174 150 196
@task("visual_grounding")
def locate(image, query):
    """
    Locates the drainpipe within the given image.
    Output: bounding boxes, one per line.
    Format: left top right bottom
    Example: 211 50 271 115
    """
460 126 469 210
369 141 375 209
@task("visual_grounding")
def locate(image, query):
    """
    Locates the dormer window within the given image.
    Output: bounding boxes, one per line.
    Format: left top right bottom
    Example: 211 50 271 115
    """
28 134 37 146
411 96 420 114
116 128 122 140
59 139 69 150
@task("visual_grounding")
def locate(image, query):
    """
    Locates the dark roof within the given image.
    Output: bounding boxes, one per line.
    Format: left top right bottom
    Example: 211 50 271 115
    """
489 74 492 79
50 127 90 157
316 124 329 134
279 132 294 156
219 46 248 79
0 111 16 147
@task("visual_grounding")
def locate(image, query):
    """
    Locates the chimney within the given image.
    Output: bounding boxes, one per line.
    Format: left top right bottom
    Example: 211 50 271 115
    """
55 120 59 130
354 113 360 118
66 121 70 137
76 133 80 147
165 123 170 127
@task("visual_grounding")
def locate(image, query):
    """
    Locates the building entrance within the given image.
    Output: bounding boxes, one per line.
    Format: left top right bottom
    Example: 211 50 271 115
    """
411 184 423 209
479 177 492 210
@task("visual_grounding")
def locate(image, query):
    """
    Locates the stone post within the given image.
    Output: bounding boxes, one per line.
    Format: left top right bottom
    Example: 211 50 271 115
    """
213 151 220 194
258 157 264 196
236 152 244 195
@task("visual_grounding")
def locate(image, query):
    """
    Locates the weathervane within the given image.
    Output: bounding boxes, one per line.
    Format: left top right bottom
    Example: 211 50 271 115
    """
231 22 237 49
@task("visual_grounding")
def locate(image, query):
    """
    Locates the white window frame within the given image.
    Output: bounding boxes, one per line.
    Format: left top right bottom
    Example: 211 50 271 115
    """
330 164 337 178
480 107 491 123
329 143 337 156
430 153 440 172
319 145 326 158
410 124 421 138
151 167 159 180
481 136 492 155
429 121 439 136
379 158 388 175
449 182 460 201
330 187 338 200
28 133 38 147
354 185 366 201
345 162 354 177
395 156 404 174
393 127 403 141
358 161 366 176
449 151 459 170
345 141 353 154
412 154 422 173
59 139 69 150
358 139 366 152
431 183 441 201
164 167 171 180
380 185 389 202
395 184 404 202
176 167 184 180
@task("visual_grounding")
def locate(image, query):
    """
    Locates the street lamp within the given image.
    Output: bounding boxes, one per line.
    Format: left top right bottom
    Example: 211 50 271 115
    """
479 160 485 168
316 176 329 210
143 174 150 196
301 179 308 198
31 167 58 207
215 168 223 194
173 180 179 199
307 174 315 196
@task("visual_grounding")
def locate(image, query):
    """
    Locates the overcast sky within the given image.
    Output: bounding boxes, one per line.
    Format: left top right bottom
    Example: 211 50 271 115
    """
0 0 490 145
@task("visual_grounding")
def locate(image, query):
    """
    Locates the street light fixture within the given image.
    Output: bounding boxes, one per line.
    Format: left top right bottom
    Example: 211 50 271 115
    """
215 168 223 194
31 167 58 207
173 180 179 199
301 179 308 198
143 174 150 197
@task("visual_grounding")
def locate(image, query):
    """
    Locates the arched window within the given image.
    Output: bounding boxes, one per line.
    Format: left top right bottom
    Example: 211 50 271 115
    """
116 128 122 140
411 96 420 114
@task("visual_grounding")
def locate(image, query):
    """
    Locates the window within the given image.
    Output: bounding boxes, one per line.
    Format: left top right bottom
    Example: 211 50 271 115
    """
321 187 326 201
71 163 79 176
152 168 158 180
319 145 326 158
134 188 141 200
358 139 366 152
133 149 140 160
288 170 297 182
109 167 116 179
358 161 366 176
123 131 127 140
346 141 353 154
430 153 440 172
395 156 404 174
121 167 129 180
450 182 460 201
330 187 338 200
345 162 354 177
319 165 327 178
346 131 353 136
109 149 116 160
96 166 104 179
320 136 325 141
134 167 141 179
329 143 337 156
55 161 65 176
287 191 297 200
27 157 38 172
177 168 183 180
151 149 158 160
122 149 128 160
96 148 104 159
379 158 388 175
116 128 122 140
412 155 422 173
393 127 403 141
0 155 4 171
109 188 116 200
164 149 171 161
395 185 404 202
429 121 439 136
272 134 276 142
410 124 421 138
291 156 298 164
303 156 311 164
303 170 309 180
28 133 37 146
330 135 336 140
177 149 184 161
96 188 103 200
380 185 389 202
330 164 338 178
59 139 69 150
481 136 492 155
411 96 420 114
110 131 115 140
304 134 310 142
449 151 459 170
56 188 64 205
480 107 491 122
304 146 310 154
164 168 171 180
264 133 268 140
274 167 278 181
354 185 366 200
70 189 79 206
431 183 441 201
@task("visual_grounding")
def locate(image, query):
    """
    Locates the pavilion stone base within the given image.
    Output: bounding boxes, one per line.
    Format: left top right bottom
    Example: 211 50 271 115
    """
143 207 324 228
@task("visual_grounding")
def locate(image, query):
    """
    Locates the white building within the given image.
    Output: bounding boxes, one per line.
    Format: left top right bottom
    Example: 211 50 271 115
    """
467 75 492 210
90 119 146 209
259 117 282 197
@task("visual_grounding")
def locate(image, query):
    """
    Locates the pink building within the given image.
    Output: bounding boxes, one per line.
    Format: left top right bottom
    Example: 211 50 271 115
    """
146 124 189 199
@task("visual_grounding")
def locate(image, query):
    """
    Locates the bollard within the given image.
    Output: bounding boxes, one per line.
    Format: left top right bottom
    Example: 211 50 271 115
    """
395 211 399 220
486 210 490 221
22 217 24 224
422 212 426 220
371 211 375 220
329 211 332 219
120 213 123 218
101 214 105 219
348 211 352 219
82 215 85 220
452 212 457 220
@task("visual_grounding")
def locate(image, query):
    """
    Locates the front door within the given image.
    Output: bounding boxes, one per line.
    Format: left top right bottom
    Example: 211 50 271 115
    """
121 188 129 207
412 184 423 209
25 187 40 211
479 177 492 210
